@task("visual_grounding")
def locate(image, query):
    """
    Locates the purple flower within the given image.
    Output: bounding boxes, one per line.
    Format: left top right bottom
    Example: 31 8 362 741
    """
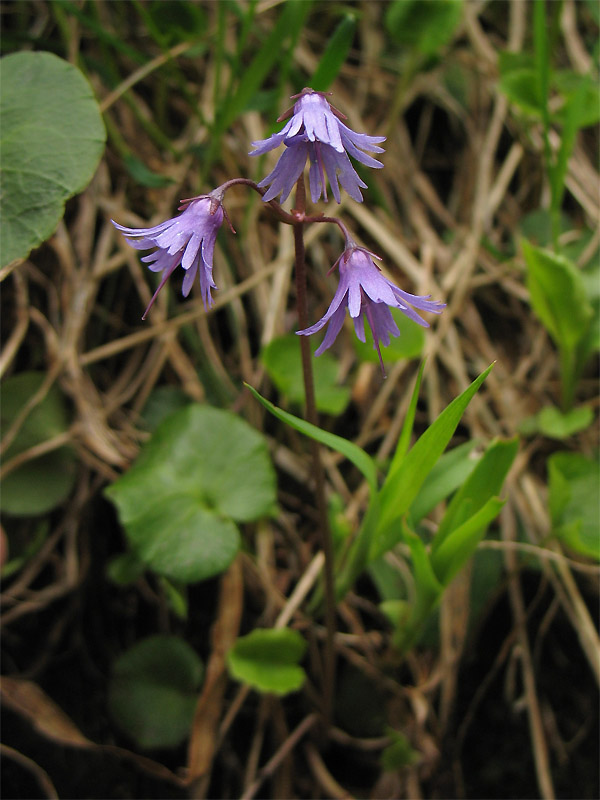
249 88 385 203
112 195 224 319
297 242 445 373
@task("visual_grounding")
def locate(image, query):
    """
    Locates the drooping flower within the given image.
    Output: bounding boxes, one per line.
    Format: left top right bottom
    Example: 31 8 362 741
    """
297 241 445 373
112 195 224 319
249 88 385 204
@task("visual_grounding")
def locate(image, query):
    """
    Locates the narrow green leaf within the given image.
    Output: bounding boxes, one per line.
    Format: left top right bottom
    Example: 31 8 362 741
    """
392 523 443 651
430 497 506 586
246 384 378 494
310 14 356 91
370 363 494 560
533 0 551 121
431 437 518 556
216 0 312 133
408 440 481 525
405 527 443 612
389 361 426 473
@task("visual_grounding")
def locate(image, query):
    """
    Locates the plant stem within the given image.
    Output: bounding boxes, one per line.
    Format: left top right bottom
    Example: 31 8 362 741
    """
292 176 336 726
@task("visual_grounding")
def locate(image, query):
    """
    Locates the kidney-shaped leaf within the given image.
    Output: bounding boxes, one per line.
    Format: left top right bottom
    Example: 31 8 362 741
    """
0 51 106 267
108 635 203 749
227 628 307 696
0 372 76 516
105 405 277 583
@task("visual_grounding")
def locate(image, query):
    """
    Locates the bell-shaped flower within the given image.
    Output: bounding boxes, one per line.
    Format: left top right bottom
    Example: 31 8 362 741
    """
250 88 385 203
297 241 445 373
112 195 224 319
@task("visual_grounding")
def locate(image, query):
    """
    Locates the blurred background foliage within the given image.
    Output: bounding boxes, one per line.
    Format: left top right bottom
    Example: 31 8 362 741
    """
1 1 598 798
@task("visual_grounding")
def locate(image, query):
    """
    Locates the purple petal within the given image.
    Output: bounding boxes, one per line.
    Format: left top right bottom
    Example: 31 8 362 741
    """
391 285 446 314
111 218 172 238
319 146 343 203
338 122 386 152
352 311 366 343
342 135 385 168
314 303 347 355
366 302 400 346
181 260 198 297
259 143 308 202
249 130 287 156
181 232 202 270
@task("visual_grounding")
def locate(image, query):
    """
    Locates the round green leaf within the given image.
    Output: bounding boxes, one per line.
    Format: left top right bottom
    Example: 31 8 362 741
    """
124 501 240 583
261 334 350 415
108 635 203 749
105 405 277 583
0 51 106 267
227 628 307 696
0 372 76 515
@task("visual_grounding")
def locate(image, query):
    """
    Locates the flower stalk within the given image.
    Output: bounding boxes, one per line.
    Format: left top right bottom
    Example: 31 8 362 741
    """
292 175 337 726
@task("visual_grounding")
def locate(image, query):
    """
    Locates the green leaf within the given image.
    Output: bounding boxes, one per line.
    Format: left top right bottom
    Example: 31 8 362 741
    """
430 496 506 586
548 452 599 560
519 405 594 439
216 1 312 133
246 384 378 495
1 521 48 579
261 334 350 415
553 72 600 127
145 0 207 46
123 155 175 188
498 50 535 77
105 405 276 583
381 730 420 771
392 523 444 651
431 437 518 557
0 372 76 516
0 51 106 267
370 364 494 561
405 526 443 613
391 361 426 469
522 240 593 351
385 0 463 56
159 576 188 620
353 308 425 365
106 551 146 585
408 439 481 525
310 15 357 92
227 628 307 696
499 68 545 117
519 209 571 248
140 385 192 432
108 635 203 749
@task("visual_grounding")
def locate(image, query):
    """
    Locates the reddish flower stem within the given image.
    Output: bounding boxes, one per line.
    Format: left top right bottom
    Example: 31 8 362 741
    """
292 176 337 727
